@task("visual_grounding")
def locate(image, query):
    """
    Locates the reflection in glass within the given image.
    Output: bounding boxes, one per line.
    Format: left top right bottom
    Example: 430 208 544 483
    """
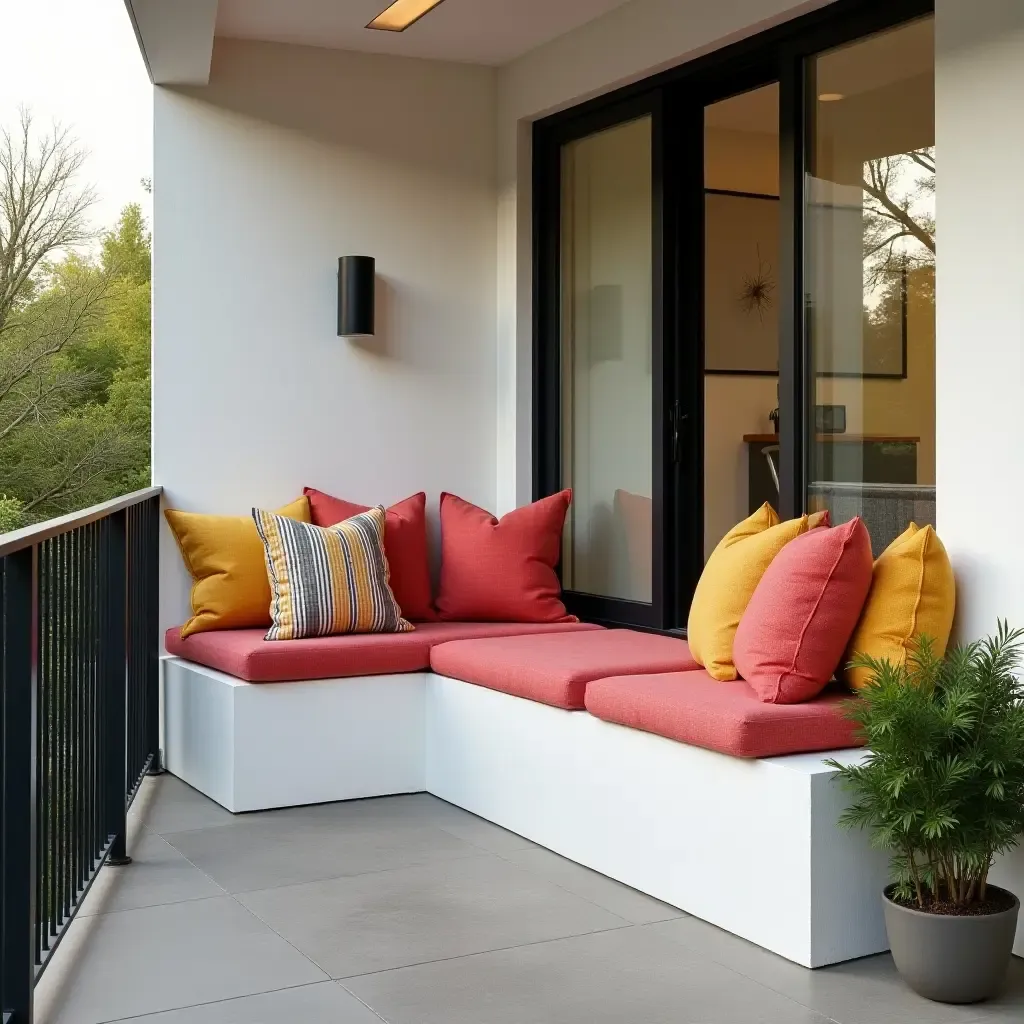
805 17 935 554
560 116 653 602
703 83 780 560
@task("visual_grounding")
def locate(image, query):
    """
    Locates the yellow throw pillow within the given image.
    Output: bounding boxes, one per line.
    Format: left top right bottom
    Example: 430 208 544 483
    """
687 504 813 681
845 523 956 691
166 496 310 638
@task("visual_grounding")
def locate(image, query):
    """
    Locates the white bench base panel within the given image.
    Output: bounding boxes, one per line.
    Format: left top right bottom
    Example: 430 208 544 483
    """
162 657 1024 966
162 658 426 812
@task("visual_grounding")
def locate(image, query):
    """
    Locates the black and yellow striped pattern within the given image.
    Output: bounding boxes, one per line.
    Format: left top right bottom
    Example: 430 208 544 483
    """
252 505 414 641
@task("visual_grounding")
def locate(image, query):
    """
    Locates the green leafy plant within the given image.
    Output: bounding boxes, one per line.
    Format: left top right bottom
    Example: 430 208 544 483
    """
827 622 1024 911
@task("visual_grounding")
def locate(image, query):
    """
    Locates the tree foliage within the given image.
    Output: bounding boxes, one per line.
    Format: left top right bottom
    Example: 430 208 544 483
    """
0 111 149 530
828 624 1024 910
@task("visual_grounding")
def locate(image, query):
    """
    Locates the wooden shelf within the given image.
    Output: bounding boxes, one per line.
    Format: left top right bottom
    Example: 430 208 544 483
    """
743 434 921 444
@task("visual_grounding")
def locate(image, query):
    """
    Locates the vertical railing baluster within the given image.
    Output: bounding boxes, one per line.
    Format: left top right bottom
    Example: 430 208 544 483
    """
56 534 65 935
75 528 85 897
44 541 54 951
88 524 96 876
70 531 78 905
92 522 100 868
104 510 131 867
61 532 70 928
127 507 136 788
35 544 47 963
147 498 161 775
0 546 39 1024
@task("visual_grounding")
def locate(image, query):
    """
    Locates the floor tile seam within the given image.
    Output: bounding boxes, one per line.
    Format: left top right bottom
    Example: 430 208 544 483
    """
76 890 229 921
227 890 335 982
85 979 345 1024
489 847 672 926
149 802 458 839
222 846 499 899
334 920 641 983
130 829 231 900
634 921 865 1023
330 980 395 1023
159 819 498 864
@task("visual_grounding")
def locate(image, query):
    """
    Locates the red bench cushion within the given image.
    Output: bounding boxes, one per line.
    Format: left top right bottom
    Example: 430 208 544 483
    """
584 670 863 758
430 629 699 710
165 620 603 683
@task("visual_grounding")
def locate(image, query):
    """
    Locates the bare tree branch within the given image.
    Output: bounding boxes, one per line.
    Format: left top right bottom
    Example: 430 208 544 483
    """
0 109 97 331
862 178 935 255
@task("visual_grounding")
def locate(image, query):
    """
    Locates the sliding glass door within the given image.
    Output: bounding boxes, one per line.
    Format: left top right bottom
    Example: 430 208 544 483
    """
533 0 934 632
804 16 936 554
560 115 655 604
534 93 690 628
703 84 781 559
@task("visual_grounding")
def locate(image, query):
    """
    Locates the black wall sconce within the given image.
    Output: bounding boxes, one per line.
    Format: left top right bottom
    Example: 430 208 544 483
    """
337 256 375 336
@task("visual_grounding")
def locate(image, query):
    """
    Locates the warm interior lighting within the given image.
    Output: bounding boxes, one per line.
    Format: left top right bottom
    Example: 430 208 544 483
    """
367 0 447 32
818 92 845 102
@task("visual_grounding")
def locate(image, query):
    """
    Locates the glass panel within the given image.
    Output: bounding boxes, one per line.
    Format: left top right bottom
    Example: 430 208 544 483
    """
805 17 935 554
560 116 653 602
703 84 780 560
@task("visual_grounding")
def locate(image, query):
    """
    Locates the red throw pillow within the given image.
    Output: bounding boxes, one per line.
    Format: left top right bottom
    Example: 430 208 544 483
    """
435 491 576 623
303 488 435 621
732 517 873 704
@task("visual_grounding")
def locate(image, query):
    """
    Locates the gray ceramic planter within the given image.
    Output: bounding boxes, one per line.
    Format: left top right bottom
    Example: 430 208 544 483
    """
883 885 1020 1004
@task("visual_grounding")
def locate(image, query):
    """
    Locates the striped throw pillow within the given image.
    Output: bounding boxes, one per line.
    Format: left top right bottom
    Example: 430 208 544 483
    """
252 505 414 641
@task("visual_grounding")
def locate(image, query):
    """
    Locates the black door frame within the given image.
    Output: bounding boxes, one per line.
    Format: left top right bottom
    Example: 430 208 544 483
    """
533 0 934 631
533 90 669 630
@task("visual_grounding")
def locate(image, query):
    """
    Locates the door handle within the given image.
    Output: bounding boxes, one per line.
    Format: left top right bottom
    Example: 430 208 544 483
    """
669 401 688 464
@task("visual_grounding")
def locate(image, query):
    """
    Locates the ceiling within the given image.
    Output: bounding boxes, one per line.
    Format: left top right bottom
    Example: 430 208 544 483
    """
215 0 636 66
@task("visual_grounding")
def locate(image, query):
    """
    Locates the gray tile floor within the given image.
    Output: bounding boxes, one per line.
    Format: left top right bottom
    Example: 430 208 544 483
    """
35 775 1024 1024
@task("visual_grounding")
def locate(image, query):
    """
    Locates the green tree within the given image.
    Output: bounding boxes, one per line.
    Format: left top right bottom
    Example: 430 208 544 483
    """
0 111 151 529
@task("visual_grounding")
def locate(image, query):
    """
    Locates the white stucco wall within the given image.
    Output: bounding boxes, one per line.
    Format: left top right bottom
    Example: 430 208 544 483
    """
153 39 496 632
934 0 1024 638
935 0 1024 952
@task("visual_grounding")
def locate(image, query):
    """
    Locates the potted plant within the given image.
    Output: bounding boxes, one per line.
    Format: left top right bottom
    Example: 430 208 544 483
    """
828 622 1024 1004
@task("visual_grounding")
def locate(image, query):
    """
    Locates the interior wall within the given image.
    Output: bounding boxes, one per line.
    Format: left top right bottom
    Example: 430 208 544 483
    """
704 122 780 554
153 39 497 634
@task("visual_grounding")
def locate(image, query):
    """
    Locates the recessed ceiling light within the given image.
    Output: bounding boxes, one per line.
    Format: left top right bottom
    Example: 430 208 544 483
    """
818 92 845 102
367 0 447 32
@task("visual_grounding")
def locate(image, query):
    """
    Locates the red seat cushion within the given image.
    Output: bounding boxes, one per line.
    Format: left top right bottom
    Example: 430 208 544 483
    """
430 629 699 710
164 620 602 683
435 491 575 623
584 670 863 758
303 488 435 621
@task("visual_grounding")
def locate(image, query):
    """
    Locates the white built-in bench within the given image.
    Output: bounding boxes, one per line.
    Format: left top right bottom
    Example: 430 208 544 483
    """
162 639 891 969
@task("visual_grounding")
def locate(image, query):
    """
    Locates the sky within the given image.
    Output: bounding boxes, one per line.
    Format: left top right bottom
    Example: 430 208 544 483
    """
1 0 153 243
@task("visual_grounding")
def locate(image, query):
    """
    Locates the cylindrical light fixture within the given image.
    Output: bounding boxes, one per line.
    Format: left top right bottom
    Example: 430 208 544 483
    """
337 256 375 336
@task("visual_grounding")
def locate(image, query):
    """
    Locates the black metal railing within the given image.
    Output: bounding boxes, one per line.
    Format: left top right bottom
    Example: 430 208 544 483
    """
0 487 162 1024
